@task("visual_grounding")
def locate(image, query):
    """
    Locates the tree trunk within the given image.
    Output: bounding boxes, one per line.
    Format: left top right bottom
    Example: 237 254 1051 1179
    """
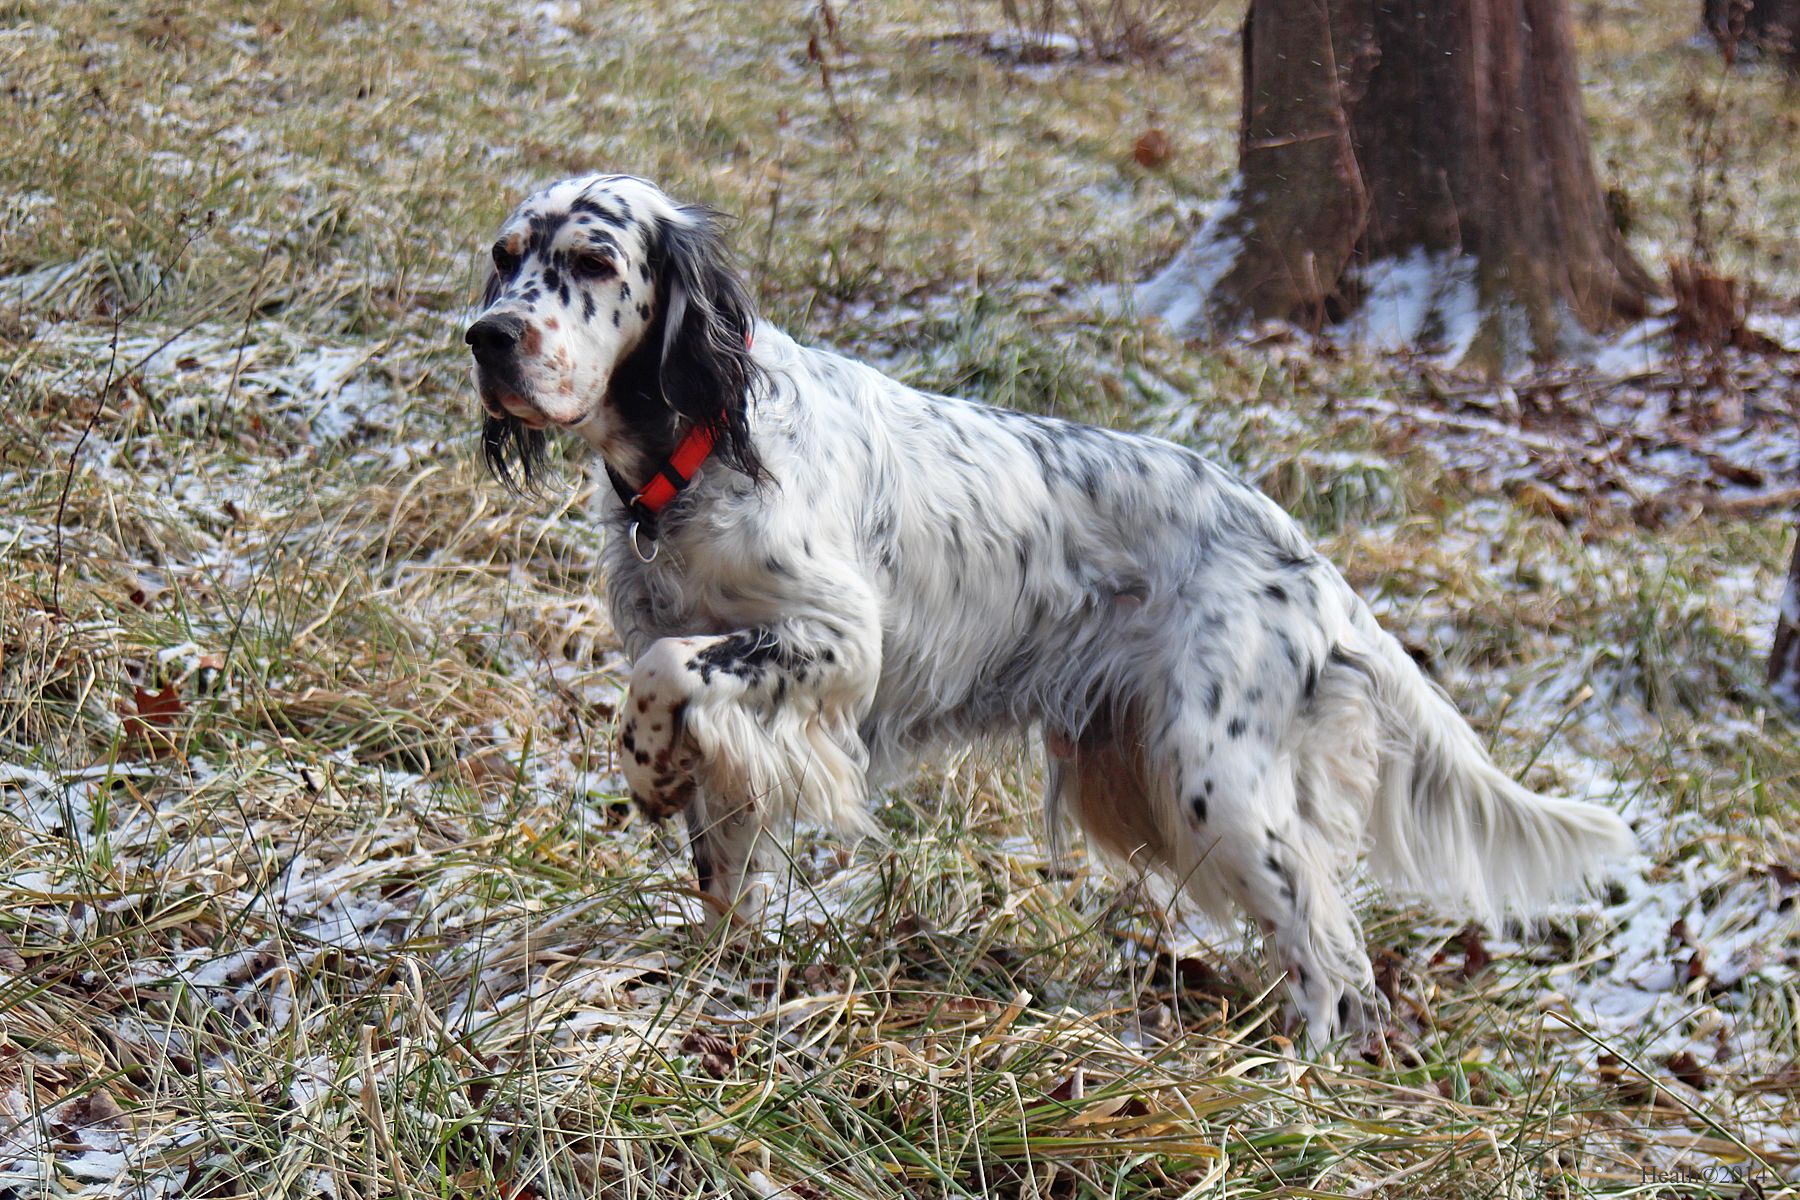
1770 527 1800 715
1138 0 1661 367
1707 0 1800 67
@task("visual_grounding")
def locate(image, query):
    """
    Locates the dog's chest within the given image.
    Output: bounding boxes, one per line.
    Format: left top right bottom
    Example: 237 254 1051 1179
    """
615 517 799 636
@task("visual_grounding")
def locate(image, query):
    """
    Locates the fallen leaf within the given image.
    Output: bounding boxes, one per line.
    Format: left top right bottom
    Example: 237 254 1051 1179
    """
121 684 183 756
1459 924 1491 978
679 1030 735 1079
1666 1050 1712 1091
0 929 25 973
1133 127 1171 168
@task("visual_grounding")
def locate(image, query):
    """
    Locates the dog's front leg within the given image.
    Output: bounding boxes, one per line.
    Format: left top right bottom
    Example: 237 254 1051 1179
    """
620 617 879 923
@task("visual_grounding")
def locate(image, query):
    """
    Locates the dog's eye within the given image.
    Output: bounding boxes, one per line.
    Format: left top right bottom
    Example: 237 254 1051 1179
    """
492 243 520 275
570 251 617 280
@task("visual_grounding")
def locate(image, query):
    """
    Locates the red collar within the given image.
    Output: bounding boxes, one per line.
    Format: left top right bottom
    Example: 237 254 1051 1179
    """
606 421 718 562
610 328 751 560
631 421 717 516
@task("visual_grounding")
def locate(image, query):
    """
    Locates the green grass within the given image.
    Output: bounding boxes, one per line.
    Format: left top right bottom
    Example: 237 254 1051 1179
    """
3 0 1799 1196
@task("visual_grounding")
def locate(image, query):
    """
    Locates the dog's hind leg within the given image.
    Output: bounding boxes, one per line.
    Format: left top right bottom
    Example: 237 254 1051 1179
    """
1164 719 1377 1049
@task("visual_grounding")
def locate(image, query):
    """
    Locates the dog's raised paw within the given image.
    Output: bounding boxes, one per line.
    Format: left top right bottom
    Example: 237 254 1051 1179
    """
621 640 706 820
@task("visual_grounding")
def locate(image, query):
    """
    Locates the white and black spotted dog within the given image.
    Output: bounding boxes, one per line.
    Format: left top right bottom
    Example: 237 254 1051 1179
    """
467 173 1633 1043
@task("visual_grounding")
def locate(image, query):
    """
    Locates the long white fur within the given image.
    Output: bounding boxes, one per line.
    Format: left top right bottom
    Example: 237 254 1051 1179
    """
469 174 1637 1044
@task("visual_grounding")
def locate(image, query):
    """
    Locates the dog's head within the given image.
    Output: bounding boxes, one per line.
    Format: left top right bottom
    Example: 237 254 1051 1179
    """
466 174 764 491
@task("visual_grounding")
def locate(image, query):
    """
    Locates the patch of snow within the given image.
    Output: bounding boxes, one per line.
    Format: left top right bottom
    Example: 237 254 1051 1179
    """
1133 178 1244 335
1333 249 1482 364
1748 312 1800 353
1592 316 1672 375
529 1 581 43
983 29 1083 61
0 252 107 312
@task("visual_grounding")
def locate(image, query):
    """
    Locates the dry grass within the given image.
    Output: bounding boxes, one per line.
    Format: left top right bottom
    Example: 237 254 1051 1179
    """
2 0 1799 1196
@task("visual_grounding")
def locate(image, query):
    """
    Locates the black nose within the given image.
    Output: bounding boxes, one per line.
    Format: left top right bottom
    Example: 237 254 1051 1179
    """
465 314 526 361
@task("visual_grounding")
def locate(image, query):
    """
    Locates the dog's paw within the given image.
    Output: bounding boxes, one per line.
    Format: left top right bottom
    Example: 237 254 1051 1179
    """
621 639 706 820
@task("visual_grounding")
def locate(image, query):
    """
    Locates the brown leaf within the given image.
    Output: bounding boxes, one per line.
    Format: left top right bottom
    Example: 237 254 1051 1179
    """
133 684 182 725
122 684 183 755
1371 945 1405 1005
678 1030 735 1079
1172 954 1226 993
0 929 25 974
1666 1050 1712 1091
1133 127 1171 168
1459 924 1491 979
1597 1053 1656 1105
1046 1067 1084 1103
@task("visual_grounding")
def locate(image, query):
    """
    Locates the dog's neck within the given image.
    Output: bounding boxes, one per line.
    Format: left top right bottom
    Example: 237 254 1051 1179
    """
574 319 684 490
575 314 743 511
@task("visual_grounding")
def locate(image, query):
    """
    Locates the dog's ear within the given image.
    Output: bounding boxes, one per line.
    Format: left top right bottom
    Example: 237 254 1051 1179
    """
654 206 767 485
478 263 503 311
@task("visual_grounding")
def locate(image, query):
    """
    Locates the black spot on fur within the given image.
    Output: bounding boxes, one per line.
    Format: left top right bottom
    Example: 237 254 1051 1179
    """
1191 796 1207 823
1226 716 1246 739
569 196 615 222
1265 853 1296 904
690 629 802 683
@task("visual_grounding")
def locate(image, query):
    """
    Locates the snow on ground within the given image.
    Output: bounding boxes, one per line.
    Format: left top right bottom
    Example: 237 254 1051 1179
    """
1132 177 1243 334
1333 249 1483 364
6 247 1800 1186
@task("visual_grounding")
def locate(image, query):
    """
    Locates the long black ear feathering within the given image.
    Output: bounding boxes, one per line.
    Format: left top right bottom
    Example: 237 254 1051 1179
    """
482 413 548 494
654 205 768 485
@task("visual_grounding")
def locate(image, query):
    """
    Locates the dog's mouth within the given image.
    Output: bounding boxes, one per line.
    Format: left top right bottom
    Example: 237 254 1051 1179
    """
474 360 601 490
500 398 550 429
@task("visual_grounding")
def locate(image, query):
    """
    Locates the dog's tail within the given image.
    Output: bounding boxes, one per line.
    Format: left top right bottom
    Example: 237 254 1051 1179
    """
1343 607 1635 922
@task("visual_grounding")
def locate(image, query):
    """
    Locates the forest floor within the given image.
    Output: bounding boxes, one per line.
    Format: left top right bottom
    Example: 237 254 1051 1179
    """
2 0 1799 1196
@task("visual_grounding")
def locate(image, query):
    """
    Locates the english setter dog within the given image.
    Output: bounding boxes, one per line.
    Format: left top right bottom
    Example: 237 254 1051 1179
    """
467 174 1633 1043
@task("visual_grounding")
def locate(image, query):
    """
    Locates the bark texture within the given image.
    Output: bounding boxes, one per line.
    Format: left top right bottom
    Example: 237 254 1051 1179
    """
1141 0 1660 364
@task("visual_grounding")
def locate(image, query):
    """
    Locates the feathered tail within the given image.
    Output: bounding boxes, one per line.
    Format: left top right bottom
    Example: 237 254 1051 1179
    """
1347 608 1634 921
